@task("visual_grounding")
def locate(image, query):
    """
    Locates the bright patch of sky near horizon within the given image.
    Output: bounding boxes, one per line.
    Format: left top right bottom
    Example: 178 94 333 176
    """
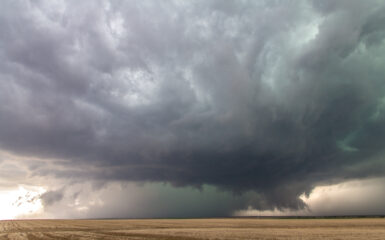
0 186 45 220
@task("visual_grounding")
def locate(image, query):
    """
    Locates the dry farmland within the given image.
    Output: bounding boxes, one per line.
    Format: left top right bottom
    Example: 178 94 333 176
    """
1 218 385 240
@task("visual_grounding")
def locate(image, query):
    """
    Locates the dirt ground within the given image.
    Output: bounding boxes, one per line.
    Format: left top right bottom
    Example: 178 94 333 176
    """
1 218 385 240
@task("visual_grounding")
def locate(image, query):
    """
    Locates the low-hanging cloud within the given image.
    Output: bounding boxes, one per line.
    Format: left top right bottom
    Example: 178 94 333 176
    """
40 188 64 207
1 0 385 213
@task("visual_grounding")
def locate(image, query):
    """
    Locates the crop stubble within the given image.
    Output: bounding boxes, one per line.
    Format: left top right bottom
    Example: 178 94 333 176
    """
1 218 385 239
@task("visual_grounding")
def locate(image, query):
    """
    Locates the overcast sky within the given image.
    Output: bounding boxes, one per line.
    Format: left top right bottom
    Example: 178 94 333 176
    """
1 0 385 219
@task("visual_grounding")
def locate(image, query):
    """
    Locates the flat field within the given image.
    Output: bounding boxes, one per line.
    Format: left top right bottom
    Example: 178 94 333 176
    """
1 218 385 240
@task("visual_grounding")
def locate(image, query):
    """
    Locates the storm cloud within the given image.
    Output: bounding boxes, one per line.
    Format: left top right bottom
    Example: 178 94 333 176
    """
1 0 385 214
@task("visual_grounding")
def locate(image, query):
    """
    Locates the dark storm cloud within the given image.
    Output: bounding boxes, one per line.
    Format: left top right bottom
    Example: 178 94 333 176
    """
1 0 385 212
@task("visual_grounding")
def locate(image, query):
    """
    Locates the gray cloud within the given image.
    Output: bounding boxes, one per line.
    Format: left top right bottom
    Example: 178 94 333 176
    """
1 0 385 215
40 188 64 207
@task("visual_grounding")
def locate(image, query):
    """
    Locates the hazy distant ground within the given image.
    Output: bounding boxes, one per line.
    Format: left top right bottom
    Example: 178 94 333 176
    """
1 218 385 240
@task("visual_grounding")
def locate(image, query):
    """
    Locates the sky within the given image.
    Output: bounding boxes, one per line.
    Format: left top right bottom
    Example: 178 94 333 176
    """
1 0 385 219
